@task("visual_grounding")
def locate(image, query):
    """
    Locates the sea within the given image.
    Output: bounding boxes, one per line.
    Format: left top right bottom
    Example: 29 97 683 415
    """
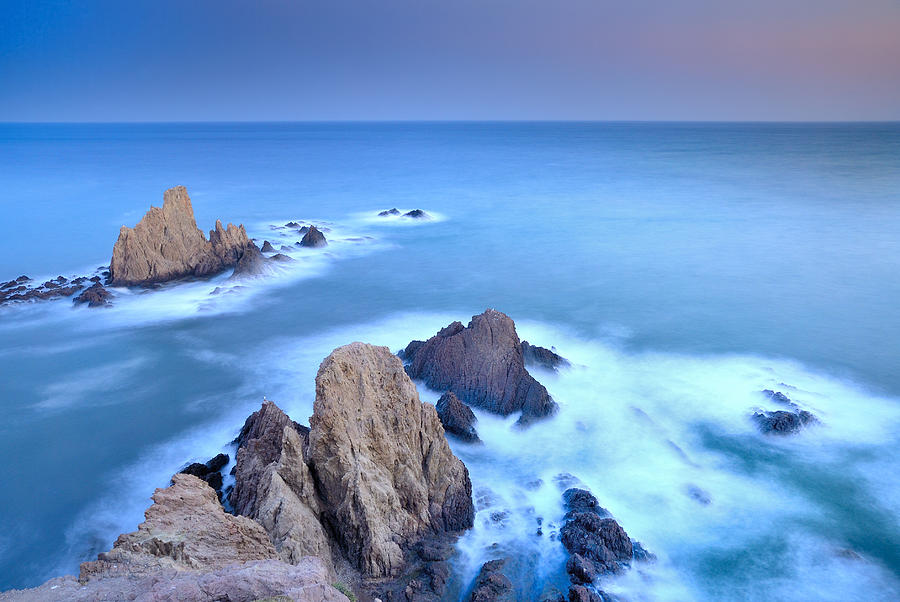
0 122 898 600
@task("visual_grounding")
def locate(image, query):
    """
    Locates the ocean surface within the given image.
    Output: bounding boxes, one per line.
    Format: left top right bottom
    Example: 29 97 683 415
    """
0 122 898 600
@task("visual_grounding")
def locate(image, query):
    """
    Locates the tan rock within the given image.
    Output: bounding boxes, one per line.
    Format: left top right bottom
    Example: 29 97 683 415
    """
109 186 254 286
310 342 474 577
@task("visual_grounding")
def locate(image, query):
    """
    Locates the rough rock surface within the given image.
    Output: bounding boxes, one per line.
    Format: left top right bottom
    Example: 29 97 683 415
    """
0 558 345 602
73 282 113 307
521 341 570 371
403 209 430 219
109 186 255 286
753 389 818 434
436 391 480 442
230 242 268 278
402 309 558 425
180 453 229 498
311 343 474 577
260 240 276 253
378 208 401 216
299 225 327 247
468 559 515 601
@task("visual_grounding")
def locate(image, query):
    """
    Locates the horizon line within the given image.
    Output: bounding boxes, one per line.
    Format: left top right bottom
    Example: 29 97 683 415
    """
1 119 899 126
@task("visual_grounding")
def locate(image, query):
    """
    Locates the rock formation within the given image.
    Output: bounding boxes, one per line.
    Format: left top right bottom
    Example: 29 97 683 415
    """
436 391 480 442
229 343 474 598
179 453 229 499
402 309 558 425
108 186 258 286
378 208 401 216
299 225 327 247
260 240 276 253
753 389 818 434
521 341 570 371
403 209 430 219
468 559 515 601
72 282 113 307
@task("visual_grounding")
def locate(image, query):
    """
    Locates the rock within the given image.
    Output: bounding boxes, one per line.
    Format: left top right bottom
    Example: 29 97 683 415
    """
73 283 113 307
0 276 29 290
299 225 327 248
109 186 254 286
285 221 300 227
279 245 294 252
403 309 558 425
521 341 570 371
403 209 430 219
310 343 474 577
79 473 278 582
298 225 310 233
468 559 515 602
436 391 480 442
260 240 276 253
378 208 401 216
179 453 230 498
563 488 611 518
686 484 711 505
89 275 101 283
762 389 793 406
231 242 269 278
569 584 610 602
270 253 293 262
753 409 817 434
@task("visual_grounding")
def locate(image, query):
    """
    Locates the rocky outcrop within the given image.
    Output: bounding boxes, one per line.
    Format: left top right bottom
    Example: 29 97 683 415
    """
402 309 558 425
403 209 430 219
753 389 818 434
436 391 480 442
229 344 474 599
180 453 229 498
299 225 327 247
73 282 113 307
260 240 276 253
468 559 515 601
379 208 401 216
109 186 257 286
230 242 268 278
521 341 569 371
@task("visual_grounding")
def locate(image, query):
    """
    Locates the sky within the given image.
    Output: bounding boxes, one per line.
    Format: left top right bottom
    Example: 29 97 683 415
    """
1 0 898 121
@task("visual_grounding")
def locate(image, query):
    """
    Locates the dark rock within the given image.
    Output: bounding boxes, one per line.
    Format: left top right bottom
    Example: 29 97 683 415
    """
631 540 656 562
554 473 584 491
279 245 294 252
285 221 300 227
1 276 29 289
561 513 633 575
569 585 609 602
378 208 401 216
686 484 711 505
522 341 570 371
181 462 210 478
206 453 229 472
298 225 309 233
563 488 611 519
403 209 431 219
762 389 793 406
73 283 113 307
260 240 276 253
753 409 817 434
55 276 68 284
567 553 598 585
468 558 515 602
299 225 327 248
436 391 480 442
404 309 558 426
90 275 102 283
204 471 224 493
270 253 293 262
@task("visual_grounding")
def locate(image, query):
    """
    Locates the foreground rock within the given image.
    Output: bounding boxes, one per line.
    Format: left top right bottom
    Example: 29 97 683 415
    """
109 186 259 286
468 559 515 601
753 389 818 434
230 343 474 599
404 209 430 219
402 309 558 425
436 391 480 442
179 453 229 498
73 282 113 307
299 225 327 247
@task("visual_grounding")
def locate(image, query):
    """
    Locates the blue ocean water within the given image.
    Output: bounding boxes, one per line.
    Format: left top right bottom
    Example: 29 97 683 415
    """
0 122 898 599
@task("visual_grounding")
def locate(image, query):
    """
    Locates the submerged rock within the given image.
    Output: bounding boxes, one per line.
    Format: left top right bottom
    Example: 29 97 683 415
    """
378 208 401 216
403 309 558 425
109 186 255 286
403 209 430 219
521 341 570 371
436 391 480 442
299 225 327 248
753 409 817 434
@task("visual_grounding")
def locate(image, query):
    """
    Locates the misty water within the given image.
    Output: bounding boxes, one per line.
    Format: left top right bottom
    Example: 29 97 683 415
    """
1 122 898 600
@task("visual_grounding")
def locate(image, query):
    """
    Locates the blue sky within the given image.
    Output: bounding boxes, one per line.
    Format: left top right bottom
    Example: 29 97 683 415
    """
1 0 898 121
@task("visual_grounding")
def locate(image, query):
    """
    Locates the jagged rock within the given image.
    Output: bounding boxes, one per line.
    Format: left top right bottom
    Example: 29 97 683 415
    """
79 474 277 583
310 343 474 577
378 208 401 216
260 240 276 253
753 409 817 434
762 389 793 406
109 186 254 286
0 276 29 289
468 559 515 602
569 584 611 602
279 245 294 252
231 242 268 278
403 309 558 425
179 454 230 498
521 341 569 371
285 221 300 227
271 253 293 262
73 282 113 307
563 488 611 518
560 490 633 580
299 225 327 248
403 209 430 219
436 391 480 442
1 558 345 602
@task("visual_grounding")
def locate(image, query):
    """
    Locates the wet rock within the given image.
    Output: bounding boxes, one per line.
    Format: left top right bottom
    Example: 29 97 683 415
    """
298 225 310 233
89 275 101 283
109 186 253 286
522 341 570 371
468 558 515 602
279 244 294 252
563 488 611 518
230 242 268 278
0 276 29 289
753 409 817 434
261 240 276 253
299 225 327 248
403 309 558 426
403 209 430 219
686 484 711 505
631 540 656 562
378 208 401 216
271 253 293 262
285 221 300 227
73 283 113 307
569 584 611 602
436 391 480 442
762 389 793 406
